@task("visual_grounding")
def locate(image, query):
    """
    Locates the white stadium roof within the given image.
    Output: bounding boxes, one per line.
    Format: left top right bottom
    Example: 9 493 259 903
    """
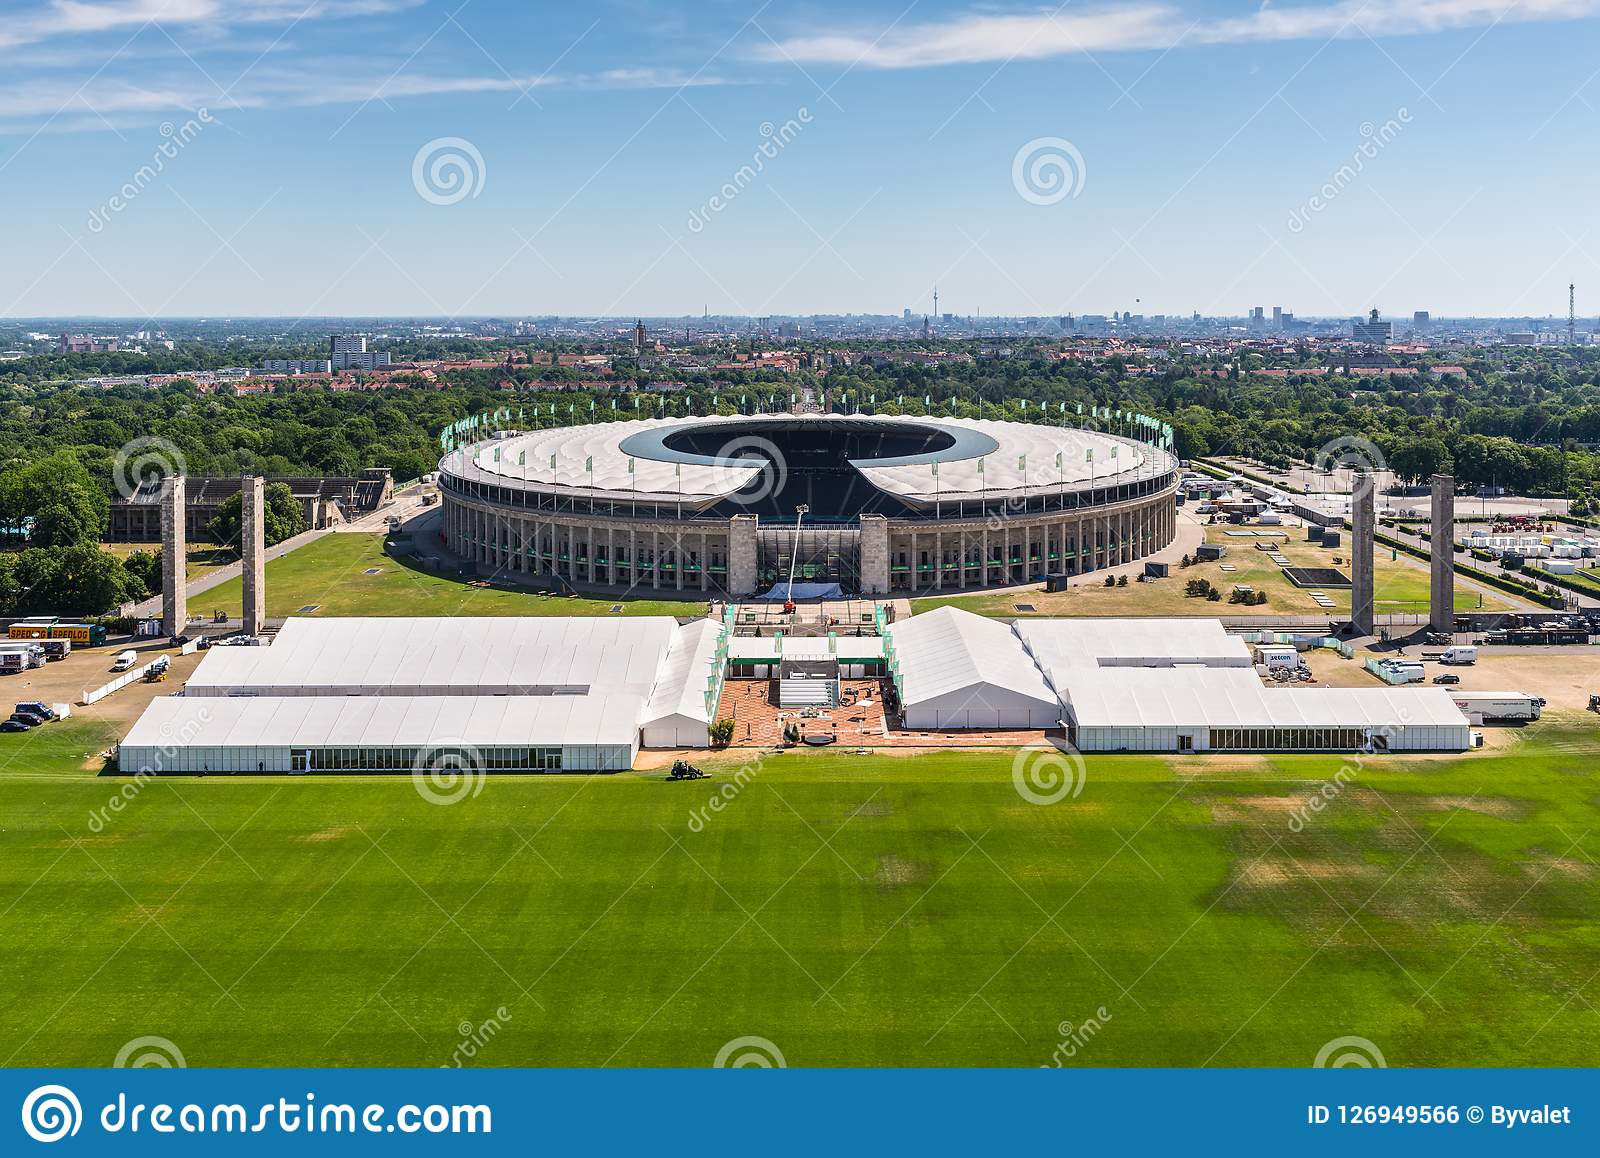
184 616 679 698
443 413 1173 510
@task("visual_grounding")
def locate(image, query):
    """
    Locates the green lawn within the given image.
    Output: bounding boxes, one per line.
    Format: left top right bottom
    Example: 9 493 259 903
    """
914 532 1510 619
3 718 1598 1067
198 533 707 619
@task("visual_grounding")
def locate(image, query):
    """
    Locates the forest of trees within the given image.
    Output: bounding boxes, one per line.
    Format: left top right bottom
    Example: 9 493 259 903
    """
2 341 1599 615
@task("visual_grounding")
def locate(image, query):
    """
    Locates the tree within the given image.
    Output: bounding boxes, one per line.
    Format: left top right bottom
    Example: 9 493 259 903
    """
206 482 307 549
1 545 144 616
123 548 162 595
1387 437 1450 486
0 451 108 547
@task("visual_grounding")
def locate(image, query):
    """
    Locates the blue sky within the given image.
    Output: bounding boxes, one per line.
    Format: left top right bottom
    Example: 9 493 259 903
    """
1 0 1596 319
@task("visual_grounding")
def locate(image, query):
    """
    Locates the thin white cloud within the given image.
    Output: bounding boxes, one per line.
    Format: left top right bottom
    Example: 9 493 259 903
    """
0 0 425 51
754 0 1598 68
0 65 734 124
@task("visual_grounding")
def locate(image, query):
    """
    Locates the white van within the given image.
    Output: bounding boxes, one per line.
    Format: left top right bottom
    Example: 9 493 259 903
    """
111 650 138 672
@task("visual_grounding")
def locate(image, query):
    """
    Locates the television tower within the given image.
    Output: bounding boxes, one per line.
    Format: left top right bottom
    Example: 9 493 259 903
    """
933 286 939 319
1569 283 1576 345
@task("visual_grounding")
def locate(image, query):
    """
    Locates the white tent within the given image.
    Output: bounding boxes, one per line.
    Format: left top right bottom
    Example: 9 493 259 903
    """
641 619 723 748
183 616 678 698
886 606 1060 729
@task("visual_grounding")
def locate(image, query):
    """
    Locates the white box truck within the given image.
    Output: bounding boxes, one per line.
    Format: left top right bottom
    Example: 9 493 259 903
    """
1440 646 1478 665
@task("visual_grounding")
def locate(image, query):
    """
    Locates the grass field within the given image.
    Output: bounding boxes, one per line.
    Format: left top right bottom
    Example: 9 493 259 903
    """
913 529 1514 618
3 716 1597 1067
198 533 707 619
104 542 234 583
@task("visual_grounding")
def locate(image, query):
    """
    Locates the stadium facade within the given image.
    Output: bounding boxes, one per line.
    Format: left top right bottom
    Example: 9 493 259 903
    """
437 413 1180 595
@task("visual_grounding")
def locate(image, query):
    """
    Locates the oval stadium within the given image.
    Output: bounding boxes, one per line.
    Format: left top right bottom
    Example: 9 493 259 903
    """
438 412 1179 596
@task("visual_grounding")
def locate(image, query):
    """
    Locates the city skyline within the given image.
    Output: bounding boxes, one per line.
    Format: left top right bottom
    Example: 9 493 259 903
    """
2 1 1597 318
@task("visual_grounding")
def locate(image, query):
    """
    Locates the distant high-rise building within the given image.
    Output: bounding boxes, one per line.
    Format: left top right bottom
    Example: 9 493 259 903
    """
633 319 646 355
1272 306 1283 330
903 308 912 322
1353 309 1392 345
328 335 389 370
1249 306 1265 330
1413 310 1430 334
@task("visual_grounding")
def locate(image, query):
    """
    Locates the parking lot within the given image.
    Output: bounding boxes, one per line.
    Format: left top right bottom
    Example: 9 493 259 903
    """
0 635 209 742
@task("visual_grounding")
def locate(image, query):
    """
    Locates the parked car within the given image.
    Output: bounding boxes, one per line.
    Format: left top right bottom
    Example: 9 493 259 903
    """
10 712 47 727
15 702 53 720
1432 673 1461 685
0 719 31 732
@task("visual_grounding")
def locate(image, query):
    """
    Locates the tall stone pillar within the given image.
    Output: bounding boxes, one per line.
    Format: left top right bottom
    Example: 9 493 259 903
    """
859 514 889 595
1430 473 1455 634
727 514 759 596
161 475 187 635
1351 471 1376 636
241 476 266 636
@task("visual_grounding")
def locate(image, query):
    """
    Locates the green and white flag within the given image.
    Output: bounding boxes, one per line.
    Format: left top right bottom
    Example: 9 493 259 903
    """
584 456 593 472
1018 454 1026 471
549 453 556 470
1086 448 1095 463
627 458 635 474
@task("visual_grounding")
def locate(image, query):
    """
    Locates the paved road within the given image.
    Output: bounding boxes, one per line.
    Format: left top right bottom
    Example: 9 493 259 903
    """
1209 456 1571 519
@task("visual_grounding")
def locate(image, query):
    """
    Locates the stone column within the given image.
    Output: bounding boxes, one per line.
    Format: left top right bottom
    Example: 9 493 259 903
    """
1430 473 1455 633
1351 471 1376 636
241 476 265 636
161 475 187 635
859 514 889 595
727 514 758 596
